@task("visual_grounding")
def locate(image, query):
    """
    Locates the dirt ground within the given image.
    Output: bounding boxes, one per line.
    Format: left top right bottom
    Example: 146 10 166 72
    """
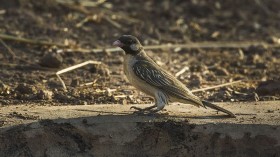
0 0 280 106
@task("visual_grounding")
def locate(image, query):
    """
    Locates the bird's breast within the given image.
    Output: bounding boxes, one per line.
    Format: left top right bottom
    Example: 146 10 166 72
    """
123 55 157 96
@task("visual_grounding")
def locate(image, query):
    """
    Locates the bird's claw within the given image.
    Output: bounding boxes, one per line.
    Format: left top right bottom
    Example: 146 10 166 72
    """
130 106 143 111
130 106 146 115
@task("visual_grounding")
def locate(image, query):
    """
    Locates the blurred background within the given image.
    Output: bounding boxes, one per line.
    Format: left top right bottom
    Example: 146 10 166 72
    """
0 0 279 105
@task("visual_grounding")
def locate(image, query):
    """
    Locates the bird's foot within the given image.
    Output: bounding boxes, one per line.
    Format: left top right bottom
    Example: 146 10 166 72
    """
130 106 146 115
130 106 144 111
130 105 157 112
131 105 162 116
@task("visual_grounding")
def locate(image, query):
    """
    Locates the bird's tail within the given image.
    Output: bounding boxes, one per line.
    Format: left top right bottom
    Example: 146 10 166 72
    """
202 100 236 118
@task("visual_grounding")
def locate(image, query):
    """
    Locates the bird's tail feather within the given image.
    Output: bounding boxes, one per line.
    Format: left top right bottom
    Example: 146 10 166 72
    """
202 100 236 118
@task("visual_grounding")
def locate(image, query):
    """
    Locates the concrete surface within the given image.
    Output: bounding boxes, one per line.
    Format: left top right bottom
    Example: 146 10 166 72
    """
0 101 279 157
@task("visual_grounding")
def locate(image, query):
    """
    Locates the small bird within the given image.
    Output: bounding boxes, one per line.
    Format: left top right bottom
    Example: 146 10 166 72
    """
113 35 235 117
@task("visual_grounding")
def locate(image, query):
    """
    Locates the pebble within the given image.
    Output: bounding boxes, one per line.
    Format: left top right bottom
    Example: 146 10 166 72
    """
37 89 53 100
15 83 37 95
256 80 280 96
89 64 110 76
188 74 202 87
70 79 80 87
212 67 230 76
39 52 63 68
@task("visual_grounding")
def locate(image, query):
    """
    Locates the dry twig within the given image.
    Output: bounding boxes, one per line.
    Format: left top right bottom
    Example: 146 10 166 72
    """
57 0 106 7
0 63 54 71
103 16 123 30
56 60 101 90
58 0 140 24
70 41 280 53
191 80 242 93
0 34 68 48
0 37 42 65
1 33 280 54
175 66 189 77
0 38 16 59
254 0 272 15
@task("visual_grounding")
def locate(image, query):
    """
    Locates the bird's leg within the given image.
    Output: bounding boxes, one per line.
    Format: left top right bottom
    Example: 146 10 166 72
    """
130 105 157 113
131 91 168 114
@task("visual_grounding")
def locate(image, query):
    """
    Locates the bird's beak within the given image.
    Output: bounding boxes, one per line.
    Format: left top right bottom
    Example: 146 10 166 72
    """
113 40 124 47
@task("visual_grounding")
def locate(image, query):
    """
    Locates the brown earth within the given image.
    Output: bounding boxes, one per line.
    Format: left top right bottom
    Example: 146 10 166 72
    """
0 0 280 106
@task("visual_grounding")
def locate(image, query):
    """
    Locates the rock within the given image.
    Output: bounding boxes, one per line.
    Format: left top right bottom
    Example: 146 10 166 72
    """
39 52 63 68
188 74 202 88
233 91 259 101
244 45 266 55
89 64 110 76
53 92 72 101
212 67 230 76
267 36 280 44
255 63 267 69
247 54 264 65
70 79 80 87
15 83 37 95
205 71 217 81
190 63 207 72
37 89 53 100
256 80 280 96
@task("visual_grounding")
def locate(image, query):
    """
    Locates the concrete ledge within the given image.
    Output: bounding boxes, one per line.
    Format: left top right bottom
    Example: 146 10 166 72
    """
0 101 280 157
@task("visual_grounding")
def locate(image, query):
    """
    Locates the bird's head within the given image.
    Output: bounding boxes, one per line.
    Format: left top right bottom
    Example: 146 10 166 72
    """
113 35 143 55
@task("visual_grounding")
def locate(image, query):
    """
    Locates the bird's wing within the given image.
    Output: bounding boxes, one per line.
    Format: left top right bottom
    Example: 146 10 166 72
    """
132 60 203 106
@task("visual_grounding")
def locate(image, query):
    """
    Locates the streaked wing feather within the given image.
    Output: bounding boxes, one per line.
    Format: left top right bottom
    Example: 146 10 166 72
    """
133 60 201 105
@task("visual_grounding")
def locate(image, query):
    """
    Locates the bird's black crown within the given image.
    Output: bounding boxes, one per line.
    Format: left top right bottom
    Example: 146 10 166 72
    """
113 35 143 55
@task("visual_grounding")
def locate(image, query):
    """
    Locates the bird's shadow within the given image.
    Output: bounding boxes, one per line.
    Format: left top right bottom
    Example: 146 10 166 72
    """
74 109 236 119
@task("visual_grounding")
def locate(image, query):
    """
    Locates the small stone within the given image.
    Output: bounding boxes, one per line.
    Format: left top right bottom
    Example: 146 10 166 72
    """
245 45 266 55
53 92 71 101
212 67 230 76
15 83 37 95
39 52 63 68
89 64 110 76
205 72 217 81
267 36 280 44
255 63 267 69
188 74 202 88
190 63 207 72
248 54 263 64
37 89 53 100
70 79 80 87
256 80 280 96
267 110 274 113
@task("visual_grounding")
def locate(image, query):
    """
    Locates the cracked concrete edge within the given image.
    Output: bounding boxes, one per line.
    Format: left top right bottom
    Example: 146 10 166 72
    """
0 101 279 130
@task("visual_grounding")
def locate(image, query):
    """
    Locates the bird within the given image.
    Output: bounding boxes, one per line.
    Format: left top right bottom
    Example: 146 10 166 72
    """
113 35 235 118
